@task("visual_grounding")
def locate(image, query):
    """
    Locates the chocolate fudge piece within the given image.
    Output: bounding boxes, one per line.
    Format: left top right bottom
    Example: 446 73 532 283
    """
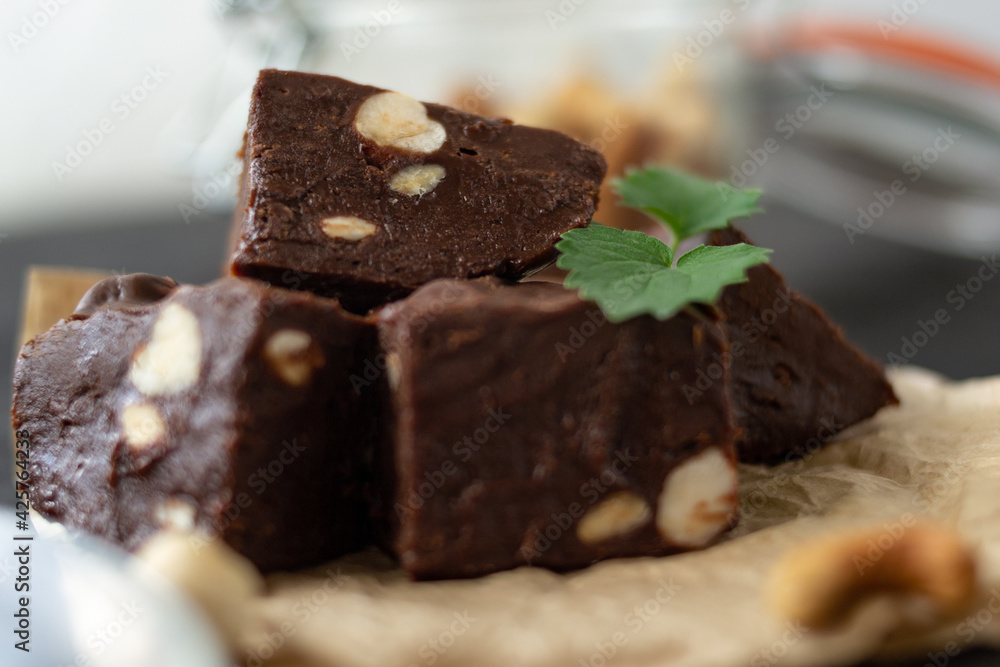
74 273 178 316
229 69 607 312
375 278 739 580
12 275 381 571
709 227 898 463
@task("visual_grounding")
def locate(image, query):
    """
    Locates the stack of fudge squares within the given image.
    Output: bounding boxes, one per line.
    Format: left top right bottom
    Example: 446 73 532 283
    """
12 70 897 580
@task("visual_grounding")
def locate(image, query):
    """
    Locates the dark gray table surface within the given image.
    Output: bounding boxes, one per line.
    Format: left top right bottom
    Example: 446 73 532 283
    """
2 203 999 666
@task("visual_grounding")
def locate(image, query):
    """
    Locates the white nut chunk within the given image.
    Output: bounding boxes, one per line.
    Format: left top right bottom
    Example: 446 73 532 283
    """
656 446 737 547
385 351 402 391
354 91 446 153
121 403 166 450
766 521 977 629
130 303 203 396
137 529 265 651
264 329 325 387
389 164 446 196
577 491 653 544
320 216 377 242
154 497 197 532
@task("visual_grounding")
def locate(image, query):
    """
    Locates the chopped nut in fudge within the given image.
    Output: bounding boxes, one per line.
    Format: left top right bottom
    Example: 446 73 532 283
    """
229 69 607 311
374 277 738 579
12 274 383 571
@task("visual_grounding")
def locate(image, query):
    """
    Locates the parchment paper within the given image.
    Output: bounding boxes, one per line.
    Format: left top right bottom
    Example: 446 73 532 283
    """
18 266 110 345
180 367 998 667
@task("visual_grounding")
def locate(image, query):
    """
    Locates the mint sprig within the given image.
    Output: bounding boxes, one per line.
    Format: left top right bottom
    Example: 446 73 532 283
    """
613 166 763 251
556 166 771 322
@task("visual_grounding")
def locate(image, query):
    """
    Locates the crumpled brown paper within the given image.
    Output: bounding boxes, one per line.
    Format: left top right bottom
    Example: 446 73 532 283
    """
17 266 110 345
180 367 998 667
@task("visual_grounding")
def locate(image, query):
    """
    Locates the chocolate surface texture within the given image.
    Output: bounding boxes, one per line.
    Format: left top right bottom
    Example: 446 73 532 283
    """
11 67 902 581
375 277 739 579
13 276 381 571
229 69 607 312
710 227 899 463
73 273 178 316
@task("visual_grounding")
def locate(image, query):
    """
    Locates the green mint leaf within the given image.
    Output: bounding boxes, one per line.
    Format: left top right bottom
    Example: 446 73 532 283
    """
674 243 773 305
556 223 673 273
557 225 771 322
613 166 763 242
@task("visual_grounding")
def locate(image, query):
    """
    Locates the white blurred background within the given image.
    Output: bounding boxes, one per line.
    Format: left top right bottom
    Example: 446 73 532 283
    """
0 0 743 235
4 0 1000 243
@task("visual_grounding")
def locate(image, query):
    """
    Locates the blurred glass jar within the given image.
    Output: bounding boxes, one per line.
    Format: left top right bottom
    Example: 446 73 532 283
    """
743 0 1000 256
212 0 751 229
